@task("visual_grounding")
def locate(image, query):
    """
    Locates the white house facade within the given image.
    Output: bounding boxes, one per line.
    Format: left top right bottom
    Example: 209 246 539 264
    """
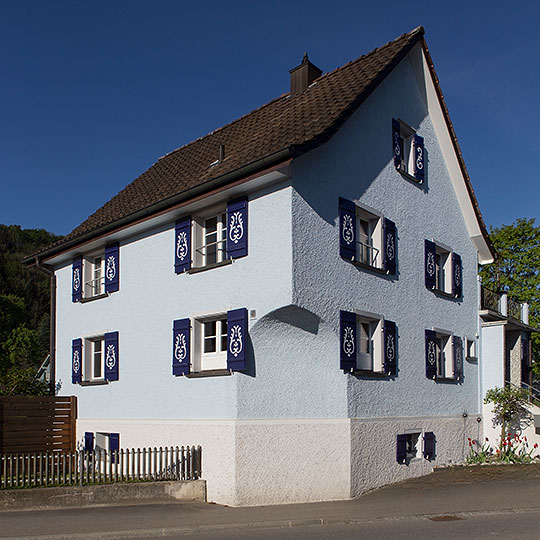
29 27 497 506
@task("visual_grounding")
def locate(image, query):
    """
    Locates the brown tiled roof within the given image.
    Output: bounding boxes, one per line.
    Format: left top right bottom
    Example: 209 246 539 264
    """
31 26 494 261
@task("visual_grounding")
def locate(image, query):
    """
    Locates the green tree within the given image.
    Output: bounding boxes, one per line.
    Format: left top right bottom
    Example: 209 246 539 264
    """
484 386 531 444
0 225 62 394
479 218 540 373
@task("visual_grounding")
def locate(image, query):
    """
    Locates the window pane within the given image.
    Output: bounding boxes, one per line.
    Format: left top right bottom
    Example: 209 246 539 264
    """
93 341 102 378
204 337 216 353
205 217 217 233
204 321 217 353
360 322 371 354
220 320 228 352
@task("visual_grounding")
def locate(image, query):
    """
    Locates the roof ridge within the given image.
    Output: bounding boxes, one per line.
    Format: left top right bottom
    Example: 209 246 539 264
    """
158 26 424 162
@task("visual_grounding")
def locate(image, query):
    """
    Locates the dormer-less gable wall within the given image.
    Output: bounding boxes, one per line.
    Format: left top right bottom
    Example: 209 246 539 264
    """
290 44 480 418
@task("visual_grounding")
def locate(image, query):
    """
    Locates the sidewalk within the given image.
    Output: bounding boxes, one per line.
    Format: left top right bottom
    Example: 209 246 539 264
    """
1 465 540 539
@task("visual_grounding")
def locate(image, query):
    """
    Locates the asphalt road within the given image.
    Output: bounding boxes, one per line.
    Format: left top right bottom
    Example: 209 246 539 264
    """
1 465 540 539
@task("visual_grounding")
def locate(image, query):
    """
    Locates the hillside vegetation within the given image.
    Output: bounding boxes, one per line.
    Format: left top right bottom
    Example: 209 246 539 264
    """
0 225 62 394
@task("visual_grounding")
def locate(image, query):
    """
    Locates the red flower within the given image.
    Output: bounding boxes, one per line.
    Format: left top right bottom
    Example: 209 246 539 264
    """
472 440 477 445
534 443 538 449
524 436 527 442
467 438 471 442
485 437 489 442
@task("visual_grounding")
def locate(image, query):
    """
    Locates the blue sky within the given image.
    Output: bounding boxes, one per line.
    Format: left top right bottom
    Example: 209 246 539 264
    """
1 1 538 236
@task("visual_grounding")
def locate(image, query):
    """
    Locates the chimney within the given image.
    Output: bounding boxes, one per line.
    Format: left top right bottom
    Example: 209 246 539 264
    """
289 53 322 96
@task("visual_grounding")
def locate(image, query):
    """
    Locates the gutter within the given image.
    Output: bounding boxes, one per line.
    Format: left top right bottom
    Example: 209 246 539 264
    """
34 257 56 396
24 147 294 264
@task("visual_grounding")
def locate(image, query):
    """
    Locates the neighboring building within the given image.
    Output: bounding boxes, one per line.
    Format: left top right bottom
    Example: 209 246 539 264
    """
479 285 540 444
27 27 497 506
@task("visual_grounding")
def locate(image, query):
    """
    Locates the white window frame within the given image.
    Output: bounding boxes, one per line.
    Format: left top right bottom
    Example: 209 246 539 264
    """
432 328 454 379
404 432 421 461
354 204 383 270
355 310 384 373
83 251 106 298
466 337 477 360
83 335 105 382
192 313 228 372
434 244 452 294
396 120 415 176
193 206 228 268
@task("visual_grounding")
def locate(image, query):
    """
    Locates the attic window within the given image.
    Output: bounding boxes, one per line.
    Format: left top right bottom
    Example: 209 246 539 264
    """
392 119 424 183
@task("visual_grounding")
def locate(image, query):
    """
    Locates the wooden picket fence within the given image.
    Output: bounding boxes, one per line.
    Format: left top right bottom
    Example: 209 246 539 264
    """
1 445 201 489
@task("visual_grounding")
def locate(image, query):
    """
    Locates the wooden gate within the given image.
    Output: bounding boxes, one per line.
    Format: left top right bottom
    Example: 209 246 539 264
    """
0 396 77 454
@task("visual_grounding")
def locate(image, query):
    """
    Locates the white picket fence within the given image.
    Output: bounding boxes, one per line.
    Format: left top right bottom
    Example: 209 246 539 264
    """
1 445 201 489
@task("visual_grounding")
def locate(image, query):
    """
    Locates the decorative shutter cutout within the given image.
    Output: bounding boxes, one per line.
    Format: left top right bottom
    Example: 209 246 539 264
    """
72 257 82 302
425 330 437 380
226 198 248 259
227 308 248 371
424 240 436 289
383 320 397 376
175 217 192 273
340 310 357 373
383 218 397 274
104 243 119 293
423 432 435 459
453 335 463 381
413 134 425 182
84 432 94 452
72 338 82 384
396 434 407 463
452 252 462 298
172 318 191 375
104 331 119 381
392 119 401 169
339 197 356 261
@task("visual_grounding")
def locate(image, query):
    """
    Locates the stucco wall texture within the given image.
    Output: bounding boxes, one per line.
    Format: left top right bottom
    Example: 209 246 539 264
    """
57 49 484 505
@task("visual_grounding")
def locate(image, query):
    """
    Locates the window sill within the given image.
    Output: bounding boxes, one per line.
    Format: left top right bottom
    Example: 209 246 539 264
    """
185 369 232 378
80 293 109 304
466 356 478 362
80 380 109 386
344 257 390 276
396 166 423 185
434 377 459 383
428 288 458 300
352 369 388 377
186 259 233 274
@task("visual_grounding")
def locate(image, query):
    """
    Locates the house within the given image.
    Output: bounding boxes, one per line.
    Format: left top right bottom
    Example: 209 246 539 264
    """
27 26 497 506
479 286 540 444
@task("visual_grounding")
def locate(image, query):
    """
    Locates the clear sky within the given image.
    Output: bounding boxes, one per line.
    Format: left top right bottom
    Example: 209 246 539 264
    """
1 0 538 236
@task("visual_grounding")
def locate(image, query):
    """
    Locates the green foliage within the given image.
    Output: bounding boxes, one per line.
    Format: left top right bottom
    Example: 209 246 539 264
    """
0 225 62 395
479 218 540 372
484 386 531 442
0 366 49 396
466 435 538 464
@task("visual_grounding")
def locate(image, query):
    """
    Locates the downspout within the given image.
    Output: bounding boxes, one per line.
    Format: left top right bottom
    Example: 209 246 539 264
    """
34 257 56 396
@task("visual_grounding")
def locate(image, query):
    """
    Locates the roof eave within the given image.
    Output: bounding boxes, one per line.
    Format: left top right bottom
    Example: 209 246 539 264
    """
24 147 295 265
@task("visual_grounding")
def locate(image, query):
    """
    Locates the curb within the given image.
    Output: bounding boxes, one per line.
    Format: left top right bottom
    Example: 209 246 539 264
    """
3 506 540 540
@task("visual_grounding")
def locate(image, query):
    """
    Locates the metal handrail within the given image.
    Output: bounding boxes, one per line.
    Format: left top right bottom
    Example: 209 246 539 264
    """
357 240 379 266
195 239 226 255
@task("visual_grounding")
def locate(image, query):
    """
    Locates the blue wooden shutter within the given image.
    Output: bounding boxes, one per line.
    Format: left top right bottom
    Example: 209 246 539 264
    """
453 336 463 381
72 256 82 302
452 252 462 298
227 308 248 371
383 320 397 376
340 310 357 373
104 243 119 293
423 432 435 459
396 434 407 463
104 331 119 381
172 318 190 375
226 198 248 259
424 240 436 289
412 134 425 182
72 338 82 384
84 432 94 452
109 432 120 463
339 197 356 261
425 330 437 379
392 119 401 169
383 218 397 274
175 217 192 273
